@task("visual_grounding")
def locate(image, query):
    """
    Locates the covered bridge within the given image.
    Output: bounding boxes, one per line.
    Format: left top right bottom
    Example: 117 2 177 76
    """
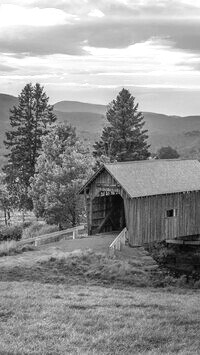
80 159 200 246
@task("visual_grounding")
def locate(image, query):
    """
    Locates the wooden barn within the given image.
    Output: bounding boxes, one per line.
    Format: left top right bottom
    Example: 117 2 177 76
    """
80 159 200 246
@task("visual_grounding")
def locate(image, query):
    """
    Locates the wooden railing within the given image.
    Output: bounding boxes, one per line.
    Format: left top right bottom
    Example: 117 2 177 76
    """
17 225 85 247
109 227 127 253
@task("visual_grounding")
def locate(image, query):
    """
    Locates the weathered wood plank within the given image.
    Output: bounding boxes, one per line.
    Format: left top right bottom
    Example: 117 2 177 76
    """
96 208 114 234
84 166 200 246
166 239 200 245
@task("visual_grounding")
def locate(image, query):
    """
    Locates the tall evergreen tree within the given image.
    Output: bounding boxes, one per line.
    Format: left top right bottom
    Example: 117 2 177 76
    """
93 88 150 162
3 83 56 210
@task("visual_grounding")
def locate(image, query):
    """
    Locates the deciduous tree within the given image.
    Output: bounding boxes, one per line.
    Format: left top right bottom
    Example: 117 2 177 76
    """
156 146 180 159
29 124 94 228
0 173 11 225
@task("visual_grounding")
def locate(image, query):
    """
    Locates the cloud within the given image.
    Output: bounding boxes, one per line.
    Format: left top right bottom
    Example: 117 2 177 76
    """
0 17 200 58
0 4 74 27
88 9 105 18
0 25 87 56
0 63 15 72
1 0 200 18
83 18 200 53
0 1 199 57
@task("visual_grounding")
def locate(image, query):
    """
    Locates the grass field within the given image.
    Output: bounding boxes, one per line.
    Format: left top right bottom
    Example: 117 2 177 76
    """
0 281 200 355
0 240 199 354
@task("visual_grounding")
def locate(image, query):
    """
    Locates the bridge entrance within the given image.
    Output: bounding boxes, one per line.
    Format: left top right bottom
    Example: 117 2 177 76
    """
89 194 126 235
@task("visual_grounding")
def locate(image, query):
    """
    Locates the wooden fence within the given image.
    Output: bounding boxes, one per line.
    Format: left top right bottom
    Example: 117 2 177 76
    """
18 225 85 247
109 227 127 254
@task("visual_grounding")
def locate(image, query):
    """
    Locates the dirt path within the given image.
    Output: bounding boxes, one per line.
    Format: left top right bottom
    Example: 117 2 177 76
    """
0 234 117 268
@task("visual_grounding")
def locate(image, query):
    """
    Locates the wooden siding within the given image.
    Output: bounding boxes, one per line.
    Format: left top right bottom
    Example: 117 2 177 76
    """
126 191 200 246
84 170 127 235
87 169 123 198
84 168 200 245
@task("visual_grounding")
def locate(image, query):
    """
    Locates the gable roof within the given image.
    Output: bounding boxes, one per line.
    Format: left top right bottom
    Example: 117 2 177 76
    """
80 159 200 198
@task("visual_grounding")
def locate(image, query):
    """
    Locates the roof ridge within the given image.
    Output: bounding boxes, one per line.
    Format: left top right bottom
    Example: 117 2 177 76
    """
105 159 198 166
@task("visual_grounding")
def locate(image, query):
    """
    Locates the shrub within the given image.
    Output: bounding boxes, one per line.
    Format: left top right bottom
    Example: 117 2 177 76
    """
22 222 58 239
194 279 200 289
0 225 23 242
37 224 59 236
175 275 188 287
42 249 150 286
0 240 34 257
22 222 45 239
146 242 177 265
21 221 33 229
0 240 18 256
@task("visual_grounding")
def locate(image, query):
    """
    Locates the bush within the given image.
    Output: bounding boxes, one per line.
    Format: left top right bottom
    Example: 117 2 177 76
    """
22 222 45 239
42 249 150 286
0 240 34 257
146 241 177 265
0 240 18 256
22 222 58 239
37 224 59 236
0 225 23 242
194 279 200 289
21 221 33 229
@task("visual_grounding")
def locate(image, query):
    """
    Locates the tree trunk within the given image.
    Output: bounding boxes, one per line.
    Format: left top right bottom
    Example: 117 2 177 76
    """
22 209 25 224
7 209 11 226
4 208 7 226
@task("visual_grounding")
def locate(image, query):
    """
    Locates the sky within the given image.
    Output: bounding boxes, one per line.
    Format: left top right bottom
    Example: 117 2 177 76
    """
0 0 200 115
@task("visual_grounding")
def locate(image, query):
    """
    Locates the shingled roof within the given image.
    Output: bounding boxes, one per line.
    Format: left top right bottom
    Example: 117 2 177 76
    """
81 159 200 198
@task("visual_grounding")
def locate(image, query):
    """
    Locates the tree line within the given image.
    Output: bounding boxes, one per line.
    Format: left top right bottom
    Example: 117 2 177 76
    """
0 84 180 227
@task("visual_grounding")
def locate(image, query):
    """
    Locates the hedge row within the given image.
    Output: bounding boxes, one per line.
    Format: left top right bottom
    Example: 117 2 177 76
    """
0 222 32 243
0 222 59 243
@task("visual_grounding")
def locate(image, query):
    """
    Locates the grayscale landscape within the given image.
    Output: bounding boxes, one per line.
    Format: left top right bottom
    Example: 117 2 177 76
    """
0 1 200 354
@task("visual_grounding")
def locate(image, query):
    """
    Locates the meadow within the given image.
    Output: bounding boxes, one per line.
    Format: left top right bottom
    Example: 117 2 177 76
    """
0 248 200 354
0 281 200 355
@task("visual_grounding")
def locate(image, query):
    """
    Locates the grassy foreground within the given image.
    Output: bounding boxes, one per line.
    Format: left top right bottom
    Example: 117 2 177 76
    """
0 281 200 355
0 250 200 354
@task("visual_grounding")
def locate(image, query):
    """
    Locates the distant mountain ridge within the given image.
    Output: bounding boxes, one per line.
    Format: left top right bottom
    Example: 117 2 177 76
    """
54 100 106 115
0 93 200 166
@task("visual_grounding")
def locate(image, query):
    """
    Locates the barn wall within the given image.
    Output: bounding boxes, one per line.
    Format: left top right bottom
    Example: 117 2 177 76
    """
84 169 200 245
126 191 200 246
85 169 127 235
88 170 123 198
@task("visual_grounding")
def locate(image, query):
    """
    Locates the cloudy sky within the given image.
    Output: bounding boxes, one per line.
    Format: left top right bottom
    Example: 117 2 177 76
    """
0 0 200 115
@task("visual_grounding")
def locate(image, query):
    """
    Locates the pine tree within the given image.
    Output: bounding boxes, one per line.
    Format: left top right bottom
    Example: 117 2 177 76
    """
3 83 56 210
93 88 150 162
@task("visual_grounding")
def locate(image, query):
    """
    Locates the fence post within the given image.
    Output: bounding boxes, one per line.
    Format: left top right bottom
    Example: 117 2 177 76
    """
73 228 78 239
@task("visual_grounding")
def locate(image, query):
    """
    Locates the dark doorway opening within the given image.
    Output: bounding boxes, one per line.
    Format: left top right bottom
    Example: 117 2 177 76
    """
91 194 126 234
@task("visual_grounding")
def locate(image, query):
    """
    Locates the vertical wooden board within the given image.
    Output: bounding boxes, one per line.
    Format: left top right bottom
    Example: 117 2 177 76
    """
86 165 200 242
128 198 135 245
125 198 132 243
89 169 123 200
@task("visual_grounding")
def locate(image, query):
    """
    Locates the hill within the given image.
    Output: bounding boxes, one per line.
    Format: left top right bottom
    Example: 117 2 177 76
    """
1 94 200 165
54 100 106 115
55 104 200 155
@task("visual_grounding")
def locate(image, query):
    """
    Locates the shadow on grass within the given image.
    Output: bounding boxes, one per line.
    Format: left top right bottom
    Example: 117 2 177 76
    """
0 263 147 287
68 303 170 311
0 249 199 290
0 250 151 287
